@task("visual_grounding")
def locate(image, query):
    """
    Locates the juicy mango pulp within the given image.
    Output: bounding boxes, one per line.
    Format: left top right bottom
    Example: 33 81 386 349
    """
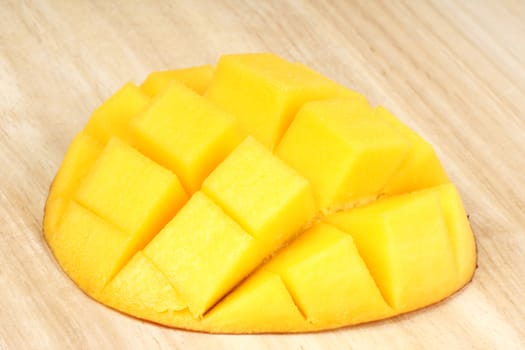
43 53 476 333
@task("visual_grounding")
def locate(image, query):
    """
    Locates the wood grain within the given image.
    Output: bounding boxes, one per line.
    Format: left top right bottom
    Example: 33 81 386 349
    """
1 0 524 348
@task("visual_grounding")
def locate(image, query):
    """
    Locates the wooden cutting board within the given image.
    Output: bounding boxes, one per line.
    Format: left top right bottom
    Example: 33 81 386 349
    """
1 1 524 349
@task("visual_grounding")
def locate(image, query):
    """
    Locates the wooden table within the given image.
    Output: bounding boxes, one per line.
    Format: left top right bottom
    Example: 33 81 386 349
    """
1 1 524 349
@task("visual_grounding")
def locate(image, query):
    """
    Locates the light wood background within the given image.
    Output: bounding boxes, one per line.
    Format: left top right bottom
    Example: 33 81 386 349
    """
1 0 524 349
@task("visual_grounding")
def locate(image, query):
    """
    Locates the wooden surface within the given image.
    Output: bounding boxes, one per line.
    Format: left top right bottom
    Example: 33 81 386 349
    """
1 0 524 349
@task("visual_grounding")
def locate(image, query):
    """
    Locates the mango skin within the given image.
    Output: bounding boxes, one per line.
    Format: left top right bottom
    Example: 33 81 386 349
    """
43 55 476 333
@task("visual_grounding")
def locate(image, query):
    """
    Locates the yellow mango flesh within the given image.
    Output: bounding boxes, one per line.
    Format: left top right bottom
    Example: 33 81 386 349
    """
52 201 131 297
266 222 393 326
84 82 150 143
144 191 254 317
202 137 316 250
75 138 187 245
130 80 241 193
101 251 205 331
276 99 411 209
141 64 214 97
43 53 476 333
375 106 449 194
44 131 102 238
205 269 308 333
423 183 477 287
101 251 187 316
206 53 365 149
326 186 465 312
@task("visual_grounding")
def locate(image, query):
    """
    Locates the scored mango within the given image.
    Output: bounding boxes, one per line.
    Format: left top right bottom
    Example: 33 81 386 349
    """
43 53 476 333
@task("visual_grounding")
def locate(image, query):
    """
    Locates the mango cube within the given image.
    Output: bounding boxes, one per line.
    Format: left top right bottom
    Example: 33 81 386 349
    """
84 82 150 143
130 81 241 193
205 269 307 333
44 132 102 237
425 183 477 287
141 65 214 97
202 137 316 250
44 198 69 244
48 132 103 201
144 191 254 317
266 222 392 326
75 138 187 250
43 53 476 333
277 99 411 209
326 189 458 312
206 53 365 149
52 201 131 296
101 251 186 315
101 251 207 331
375 106 449 194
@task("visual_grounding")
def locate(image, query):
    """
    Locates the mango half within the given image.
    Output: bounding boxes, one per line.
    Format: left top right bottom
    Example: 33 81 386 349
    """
43 53 476 333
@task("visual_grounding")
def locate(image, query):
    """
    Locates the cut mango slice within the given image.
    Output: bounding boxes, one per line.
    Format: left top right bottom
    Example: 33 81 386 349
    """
43 53 476 333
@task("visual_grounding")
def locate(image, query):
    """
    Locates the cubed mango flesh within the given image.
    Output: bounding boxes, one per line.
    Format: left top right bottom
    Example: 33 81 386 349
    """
326 186 466 312
130 80 241 193
44 131 102 238
101 251 205 331
102 251 187 314
52 201 132 297
204 269 308 333
144 191 254 317
202 137 316 250
265 222 393 326
375 106 449 194
206 53 365 149
43 53 476 333
75 138 187 244
276 99 411 209
422 183 477 288
84 82 150 143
